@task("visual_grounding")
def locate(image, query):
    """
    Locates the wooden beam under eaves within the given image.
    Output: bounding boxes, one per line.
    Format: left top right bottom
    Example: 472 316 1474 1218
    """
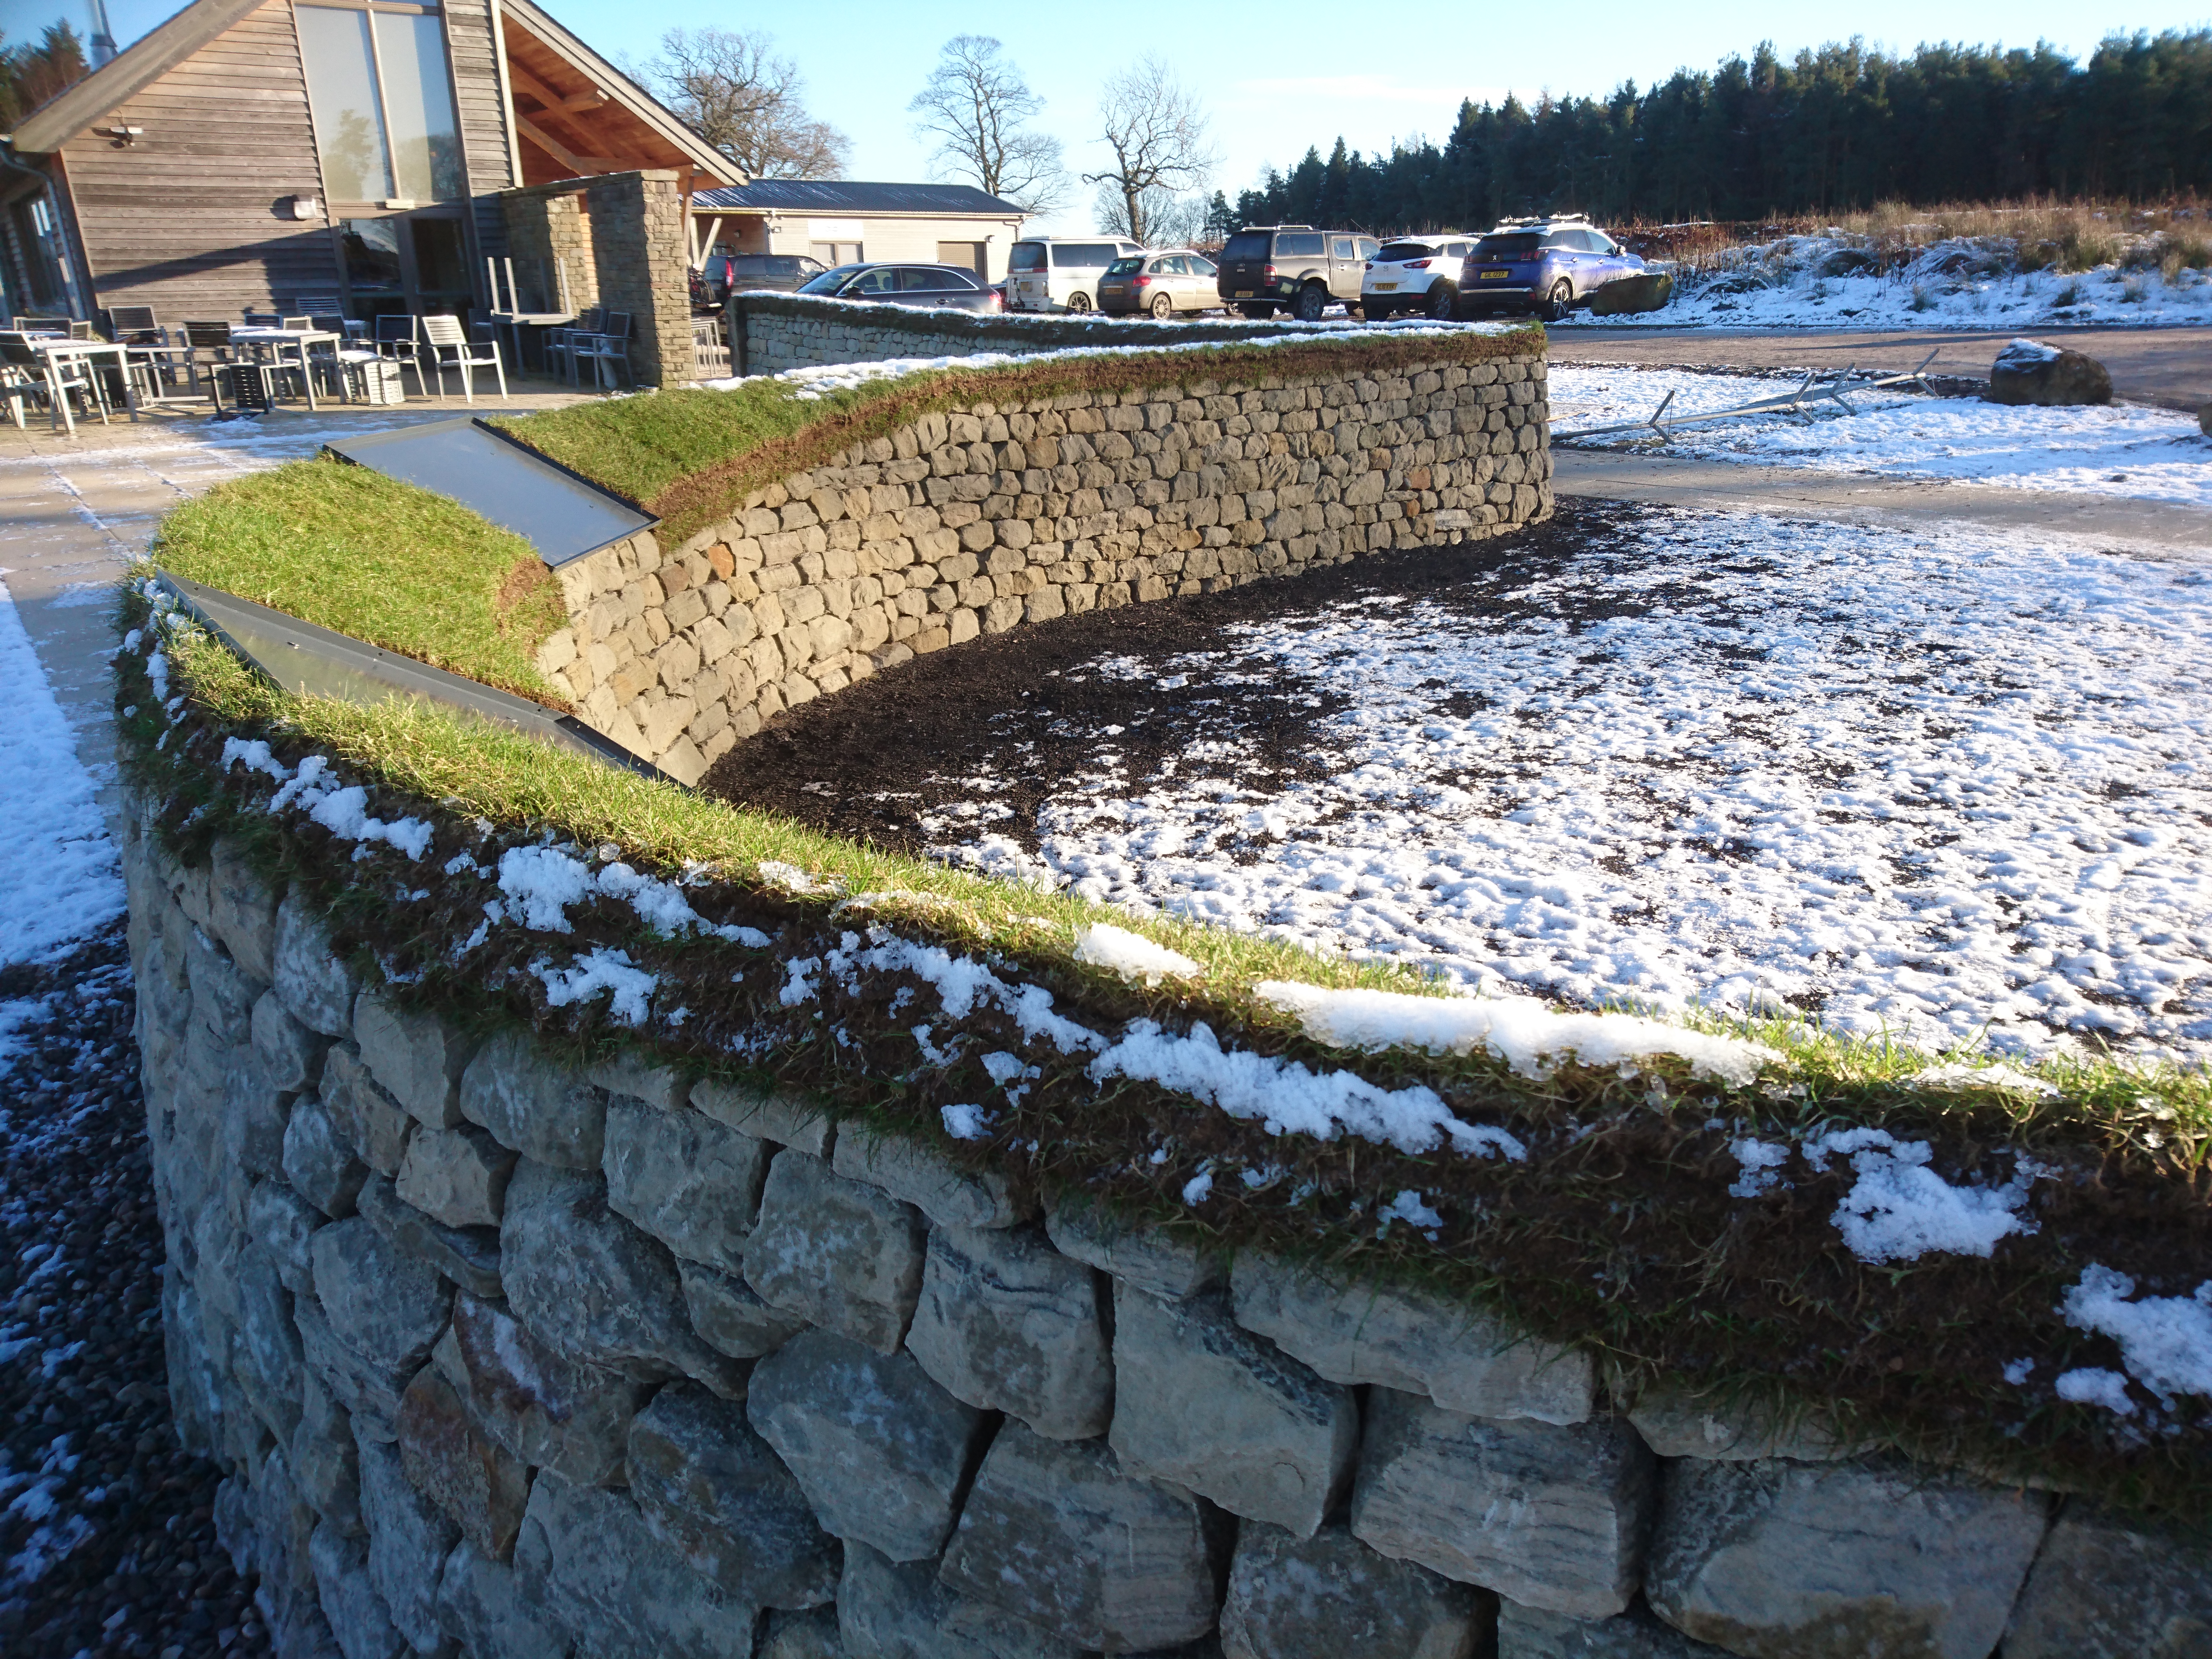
515 114 614 175
507 60 610 115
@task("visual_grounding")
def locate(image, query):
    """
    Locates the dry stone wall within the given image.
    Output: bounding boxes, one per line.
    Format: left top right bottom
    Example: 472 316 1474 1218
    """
532 346 1554 784
123 809 2212 1659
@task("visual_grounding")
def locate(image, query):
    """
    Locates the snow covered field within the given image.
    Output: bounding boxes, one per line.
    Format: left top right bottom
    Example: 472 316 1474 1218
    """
1550 364 2212 507
925 508 2212 1062
1553 235 2212 331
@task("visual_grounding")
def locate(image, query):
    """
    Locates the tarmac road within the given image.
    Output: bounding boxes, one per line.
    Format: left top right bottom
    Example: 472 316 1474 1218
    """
1546 322 2212 412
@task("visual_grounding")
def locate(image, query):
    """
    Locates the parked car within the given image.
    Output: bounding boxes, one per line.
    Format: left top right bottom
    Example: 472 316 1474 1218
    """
1362 233 1477 320
697 252 827 305
1215 226 1379 320
1097 250 1221 317
1005 236 1143 313
795 262 1003 312
1459 216 1648 320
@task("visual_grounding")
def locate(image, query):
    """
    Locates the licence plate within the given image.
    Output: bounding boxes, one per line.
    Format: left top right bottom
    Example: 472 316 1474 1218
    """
1372 282 1397 291
1234 290 1253 299
1480 270 1510 281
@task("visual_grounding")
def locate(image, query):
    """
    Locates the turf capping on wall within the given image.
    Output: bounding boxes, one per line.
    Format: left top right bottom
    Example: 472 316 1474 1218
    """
115 582 2212 1525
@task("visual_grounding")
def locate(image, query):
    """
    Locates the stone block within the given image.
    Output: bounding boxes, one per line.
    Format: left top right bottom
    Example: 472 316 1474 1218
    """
1110 1285 1355 1537
589 1051 692 1110
253 989 331 1095
308 1519 408 1659
1499 1598 1725 1657
460 1028 607 1170
310 1216 452 1379
436 1540 576 1659
284 1093 367 1219
321 1045 413 1178
500 1159 745 1393
399 1366 530 1562
1043 1196 1225 1301
680 1258 811 1358
395 1122 517 1230
247 1177 320 1295
274 891 359 1038
1643 1457 2048 1659
2002 1504 2212 1658
295 1294 409 1442
233 1245 305 1441
834 1125 1031 1229
940 1421 1227 1652
905 1222 1111 1440
692 1077 836 1156
294 1372 361 1534
1625 1387 1849 1463
224 1043 292 1179
438 1289 648 1487
750 1328 994 1563
604 1095 771 1273
356 1430 461 1650
186 918 261 1044
745 1148 926 1353
1233 1253 1593 1425
1223 1521 1486 1659
839 1540 1083 1659
357 1173 503 1298
354 988 476 1128
513 1471 756 1659
1350 1390 1655 1619
207 836 281 981
630 1382 841 1609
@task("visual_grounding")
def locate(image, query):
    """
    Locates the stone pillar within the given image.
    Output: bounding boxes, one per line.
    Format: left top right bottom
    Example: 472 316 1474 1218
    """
584 168 694 388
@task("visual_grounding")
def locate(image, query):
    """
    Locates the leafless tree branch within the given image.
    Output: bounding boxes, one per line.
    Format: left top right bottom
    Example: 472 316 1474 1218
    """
648 27 848 181
908 35 1067 215
1081 54 1219 244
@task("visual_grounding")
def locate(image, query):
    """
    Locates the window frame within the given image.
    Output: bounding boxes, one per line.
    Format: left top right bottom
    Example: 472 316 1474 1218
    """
294 0 464 209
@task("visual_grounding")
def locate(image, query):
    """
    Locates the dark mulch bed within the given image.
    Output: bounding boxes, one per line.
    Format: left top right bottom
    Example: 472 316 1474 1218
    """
0 927 267 1659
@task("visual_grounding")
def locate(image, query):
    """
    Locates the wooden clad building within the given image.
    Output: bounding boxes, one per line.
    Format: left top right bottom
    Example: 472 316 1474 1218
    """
0 0 736 326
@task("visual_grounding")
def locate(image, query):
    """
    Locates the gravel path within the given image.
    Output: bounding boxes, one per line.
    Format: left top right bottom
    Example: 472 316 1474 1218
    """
0 926 268 1659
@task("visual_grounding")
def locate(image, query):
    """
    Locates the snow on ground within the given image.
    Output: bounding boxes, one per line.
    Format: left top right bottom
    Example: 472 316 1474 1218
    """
1550 364 2212 507
0 573 124 1058
924 509 2212 1061
1552 236 2212 331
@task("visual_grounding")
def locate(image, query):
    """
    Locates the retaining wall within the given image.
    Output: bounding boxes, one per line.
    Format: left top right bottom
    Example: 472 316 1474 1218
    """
531 342 1554 785
124 811 2212 1659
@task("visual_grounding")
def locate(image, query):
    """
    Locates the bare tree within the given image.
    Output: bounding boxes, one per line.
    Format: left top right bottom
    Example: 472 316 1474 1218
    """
908 36 1066 214
1082 55 1218 245
648 28 848 180
1094 182 1207 247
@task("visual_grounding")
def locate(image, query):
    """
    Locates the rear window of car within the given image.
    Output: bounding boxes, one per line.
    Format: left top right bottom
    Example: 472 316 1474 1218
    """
734 256 810 278
1106 256 1144 275
1276 232 1325 256
799 265 864 293
1222 232 1271 261
1051 243 1120 268
1008 243 1047 272
1473 233 1542 259
1377 242 1436 262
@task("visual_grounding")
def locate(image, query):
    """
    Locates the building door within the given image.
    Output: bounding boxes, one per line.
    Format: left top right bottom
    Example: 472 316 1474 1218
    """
809 241 862 266
936 241 987 279
335 210 472 321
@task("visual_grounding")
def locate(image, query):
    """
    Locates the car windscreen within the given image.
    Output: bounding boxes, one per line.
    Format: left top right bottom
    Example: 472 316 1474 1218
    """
1376 242 1436 262
1007 243 1047 272
1473 233 1543 259
798 265 866 293
1275 232 1325 256
1050 243 1120 268
1222 232 1271 262
1105 256 1144 275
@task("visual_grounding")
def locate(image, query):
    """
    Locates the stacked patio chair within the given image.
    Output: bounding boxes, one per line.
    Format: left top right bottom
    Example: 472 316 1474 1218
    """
543 307 603 385
371 314 426 398
418 313 507 402
321 313 400 404
179 321 245 409
574 311 633 391
13 314 71 332
106 305 192 402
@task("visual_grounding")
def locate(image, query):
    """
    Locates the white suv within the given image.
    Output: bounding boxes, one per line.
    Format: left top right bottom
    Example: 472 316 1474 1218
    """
1005 236 1144 313
1362 234 1477 321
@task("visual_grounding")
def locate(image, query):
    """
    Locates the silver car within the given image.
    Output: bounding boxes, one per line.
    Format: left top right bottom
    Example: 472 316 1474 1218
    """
1096 250 1221 317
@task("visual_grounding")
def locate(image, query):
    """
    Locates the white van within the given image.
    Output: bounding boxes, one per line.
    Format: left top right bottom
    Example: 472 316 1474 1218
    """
1005 236 1144 313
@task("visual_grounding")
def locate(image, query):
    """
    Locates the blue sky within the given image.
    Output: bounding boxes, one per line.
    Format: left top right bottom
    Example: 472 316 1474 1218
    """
30 0 2212 232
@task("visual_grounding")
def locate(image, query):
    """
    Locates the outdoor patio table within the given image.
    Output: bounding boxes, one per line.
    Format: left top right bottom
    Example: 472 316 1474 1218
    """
485 311 573 375
231 326 345 412
31 338 140 430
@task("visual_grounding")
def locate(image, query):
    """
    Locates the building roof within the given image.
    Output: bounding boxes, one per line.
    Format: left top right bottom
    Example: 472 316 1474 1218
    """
693 180 1026 218
8 0 264 153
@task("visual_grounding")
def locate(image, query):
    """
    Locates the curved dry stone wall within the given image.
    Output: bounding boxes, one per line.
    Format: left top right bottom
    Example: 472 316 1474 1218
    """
122 809 2212 1658
532 344 1552 784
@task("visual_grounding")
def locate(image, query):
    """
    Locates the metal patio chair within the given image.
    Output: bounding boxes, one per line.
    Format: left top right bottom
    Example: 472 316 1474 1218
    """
419 313 507 402
573 311 633 391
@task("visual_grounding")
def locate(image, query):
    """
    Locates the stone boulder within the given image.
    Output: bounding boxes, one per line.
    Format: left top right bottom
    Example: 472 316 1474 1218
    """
680 1259 811 1359
1643 1457 2049 1659
603 1094 771 1274
1588 273 1672 317
1987 337 2113 406
1221 1521 1484 1659
355 1431 461 1651
2200 400 2210 437
2002 1504 2212 1658
437 1289 649 1487
904 1223 1113 1439
309 1216 452 1381
460 1029 607 1171
838 1540 1083 1658
398 1367 530 1562
1499 1598 1729 1657
436 1540 576 1659
744 1148 927 1353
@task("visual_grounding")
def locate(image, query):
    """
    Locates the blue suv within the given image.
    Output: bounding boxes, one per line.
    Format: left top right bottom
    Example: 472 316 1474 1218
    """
1459 216 1647 321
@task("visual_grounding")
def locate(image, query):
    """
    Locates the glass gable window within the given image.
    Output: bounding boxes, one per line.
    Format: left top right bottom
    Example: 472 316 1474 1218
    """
299 3 463 204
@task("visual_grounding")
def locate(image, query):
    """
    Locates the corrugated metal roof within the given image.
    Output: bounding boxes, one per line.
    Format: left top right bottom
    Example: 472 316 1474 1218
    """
692 180 1026 217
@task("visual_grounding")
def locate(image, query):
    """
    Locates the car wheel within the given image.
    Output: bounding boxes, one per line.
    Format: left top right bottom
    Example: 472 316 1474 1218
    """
1293 284 1328 322
1237 304 1274 320
1149 292 1175 320
1066 292 1092 313
1427 282 1459 321
1541 279 1574 322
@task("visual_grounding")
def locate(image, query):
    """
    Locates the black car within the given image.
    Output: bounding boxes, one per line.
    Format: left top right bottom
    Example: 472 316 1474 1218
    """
795 262 1003 312
698 252 827 305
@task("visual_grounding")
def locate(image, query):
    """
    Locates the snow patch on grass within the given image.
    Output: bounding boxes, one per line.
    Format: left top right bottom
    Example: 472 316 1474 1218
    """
1805 1128 2043 1265
2060 1265 2212 1412
1073 922 1199 986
